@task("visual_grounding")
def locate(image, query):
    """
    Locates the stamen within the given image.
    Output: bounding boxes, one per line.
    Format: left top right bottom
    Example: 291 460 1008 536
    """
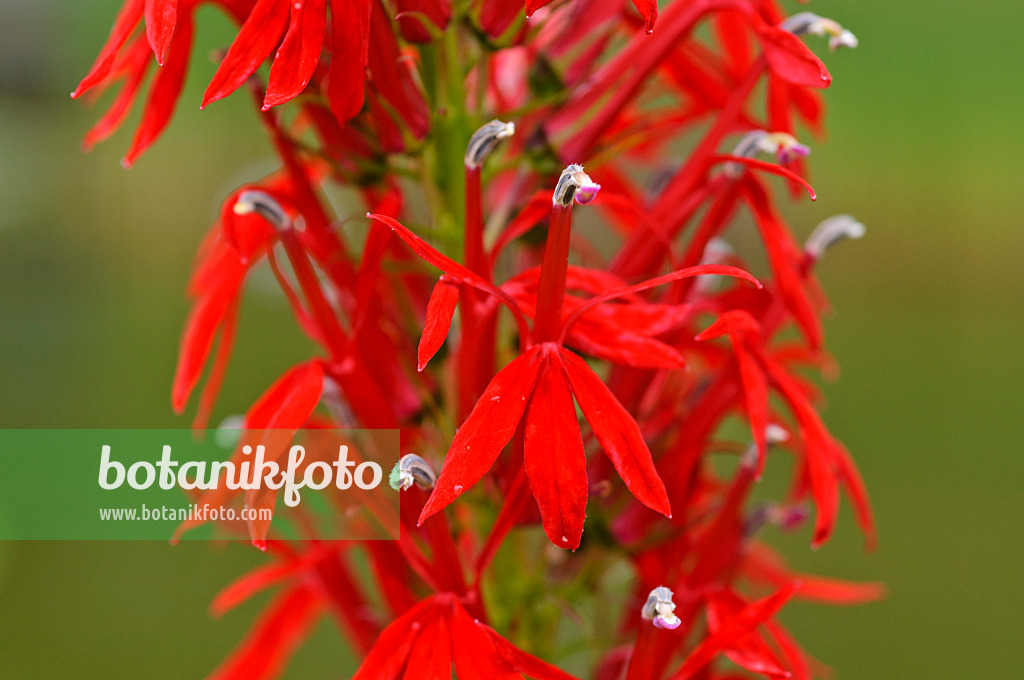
804 214 865 261
233 190 290 231
465 120 515 169
553 164 602 207
725 131 809 178
781 12 859 52
641 586 681 630
389 453 438 491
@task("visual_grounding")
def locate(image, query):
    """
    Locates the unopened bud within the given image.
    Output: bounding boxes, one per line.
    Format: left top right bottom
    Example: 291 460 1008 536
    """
553 164 601 207
781 12 859 52
641 586 681 630
389 453 437 491
465 120 515 169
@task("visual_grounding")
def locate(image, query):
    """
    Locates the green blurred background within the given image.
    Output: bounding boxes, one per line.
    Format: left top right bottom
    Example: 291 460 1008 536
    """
0 0 1021 677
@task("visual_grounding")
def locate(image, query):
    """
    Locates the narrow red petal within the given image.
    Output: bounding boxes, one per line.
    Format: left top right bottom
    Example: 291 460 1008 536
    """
81 37 152 151
401 604 452 680
418 346 544 524
418 277 460 371
205 586 322 680
742 177 823 349
560 264 760 340
202 0 291 108
557 349 671 518
758 25 831 89
524 0 553 17
524 353 588 549
714 154 817 200
367 213 530 340
244 360 324 430
210 559 307 617
670 584 797 680
695 311 769 474
480 621 582 680
123 13 194 166
450 604 522 680
631 0 658 33
172 284 240 413
72 0 145 98
478 0 521 38
144 0 177 66
352 598 434 680
707 592 790 678
191 295 240 430
327 0 367 123
263 0 328 109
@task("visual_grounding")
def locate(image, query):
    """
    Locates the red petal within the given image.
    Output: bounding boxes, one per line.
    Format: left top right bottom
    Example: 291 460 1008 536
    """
245 360 324 430
450 604 522 680
742 177 823 350
480 621 581 680
524 0 553 17
81 37 152 151
744 544 886 605
557 349 671 518
758 25 831 89
418 346 544 524
327 0 367 122
568 325 685 370
210 559 307 617
478 0 521 38
367 213 530 340
263 0 328 109
560 264 760 340
524 353 588 549
122 13 193 166
205 586 322 680
202 0 291 108
172 282 240 413
144 0 177 66
671 584 797 680
191 295 240 430
395 0 451 42
401 603 452 680
72 0 145 98
696 311 769 475
631 0 658 33
707 592 790 678
366 2 429 137
352 598 434 680
713 154 816 200
418 277 460 372
831 442 877 549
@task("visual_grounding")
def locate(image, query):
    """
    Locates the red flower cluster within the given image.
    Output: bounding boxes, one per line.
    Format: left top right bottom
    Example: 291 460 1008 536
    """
77 0 881 678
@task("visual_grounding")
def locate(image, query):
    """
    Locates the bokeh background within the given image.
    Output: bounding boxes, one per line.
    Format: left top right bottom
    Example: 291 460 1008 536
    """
1 0 1021 677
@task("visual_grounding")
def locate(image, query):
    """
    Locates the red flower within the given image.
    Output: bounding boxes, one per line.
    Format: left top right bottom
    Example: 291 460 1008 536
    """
368 165 761 548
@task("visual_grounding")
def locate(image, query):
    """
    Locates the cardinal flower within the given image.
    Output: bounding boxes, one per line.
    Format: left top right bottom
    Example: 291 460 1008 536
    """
369 165 760 549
